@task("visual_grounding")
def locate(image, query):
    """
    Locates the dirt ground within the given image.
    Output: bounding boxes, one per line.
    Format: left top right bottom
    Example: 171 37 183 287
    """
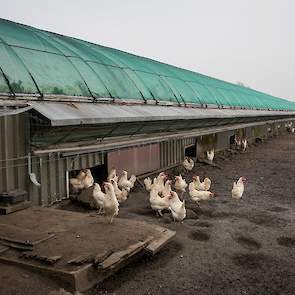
87 134 295 295
1 134 295 295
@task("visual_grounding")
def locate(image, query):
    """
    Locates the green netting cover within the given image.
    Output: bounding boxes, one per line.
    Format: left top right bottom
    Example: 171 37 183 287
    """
0 18 295 111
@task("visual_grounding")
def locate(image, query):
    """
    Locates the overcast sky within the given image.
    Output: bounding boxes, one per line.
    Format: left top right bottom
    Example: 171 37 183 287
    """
1 0 294 101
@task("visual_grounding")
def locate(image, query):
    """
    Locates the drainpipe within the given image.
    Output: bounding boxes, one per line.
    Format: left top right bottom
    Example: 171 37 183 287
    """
28 153 41 186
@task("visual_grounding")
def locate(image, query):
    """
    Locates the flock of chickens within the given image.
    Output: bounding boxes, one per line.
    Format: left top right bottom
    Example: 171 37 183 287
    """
70 169 137 223
69 144 246 223
143 156 246 222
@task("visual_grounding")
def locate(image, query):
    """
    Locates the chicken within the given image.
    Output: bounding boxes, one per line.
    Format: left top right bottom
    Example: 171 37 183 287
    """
189 182 215 205
149 188 171 216
144 177 153 192
235 136 242 148
118 170 136 192
242 139 248 151
92 183 105 214
206 148 215 162
174 175 187 196
81 169 94 188
183 157 194 171
111 179 128 203
103 182 119 223
231 177 246 199
169 191 186 222
69 170 87 191
153 172 167 195
192 176 211 191
107 168 118 183
162 180 172 198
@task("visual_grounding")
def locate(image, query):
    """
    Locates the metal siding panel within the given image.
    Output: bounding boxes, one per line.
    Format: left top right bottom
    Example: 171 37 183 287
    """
108 144 160 175
17 115 27 191
0 114 28 194
169 141 172 166
40 156 49 206
164 142 168 167
13 115 19 189
30 158 41 205
49 157 57 205
0 116 8 191
57 156 64 201
7 116 16 191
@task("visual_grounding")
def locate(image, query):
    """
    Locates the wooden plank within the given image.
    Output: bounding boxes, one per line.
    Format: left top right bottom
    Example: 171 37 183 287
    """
100 237 153 270
20 252 62 265
67 254 95 266
0 256 76 289
0 224 55 246
0 244 9 254
0 240 33 251
0 201 31 215
145 228 176 255
93 250 114 267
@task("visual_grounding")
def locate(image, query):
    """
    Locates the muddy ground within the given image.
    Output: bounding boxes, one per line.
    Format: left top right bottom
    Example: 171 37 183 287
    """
1 134 295 295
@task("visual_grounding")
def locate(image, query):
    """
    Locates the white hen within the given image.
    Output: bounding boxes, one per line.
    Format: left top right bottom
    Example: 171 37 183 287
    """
81 169 94 188
144 177 153 192
189 182 215 205
242 139 248 151
183 157 194 171
69 170 87 191
92 183 105 214
149 188 171 216
192 176 211 191
153 172 167 195
231 177 246 199
118 170 136 192
111 179 128 203
169 191 186 222
206 148 215 162
174 175 187 192
103 182 119 223
162 180 172 198
107 168 118 183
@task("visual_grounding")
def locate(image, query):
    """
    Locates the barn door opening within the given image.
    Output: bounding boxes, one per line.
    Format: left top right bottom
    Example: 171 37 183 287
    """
184 139 197 159
67 162 108 199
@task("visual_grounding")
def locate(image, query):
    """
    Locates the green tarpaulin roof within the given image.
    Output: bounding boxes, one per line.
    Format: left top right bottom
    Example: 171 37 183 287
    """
0 18 294 111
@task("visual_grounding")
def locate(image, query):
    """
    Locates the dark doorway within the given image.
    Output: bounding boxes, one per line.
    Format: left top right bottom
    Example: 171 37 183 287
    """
230 135 235 145
185 141 197 158
69 154 108 187
90 162 108 185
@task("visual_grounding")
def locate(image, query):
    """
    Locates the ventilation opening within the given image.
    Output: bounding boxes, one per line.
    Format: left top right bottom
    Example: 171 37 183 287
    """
185 143 197 158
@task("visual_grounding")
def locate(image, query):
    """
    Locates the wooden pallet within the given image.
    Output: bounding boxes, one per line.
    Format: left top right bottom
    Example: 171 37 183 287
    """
0 207 175 292
0 201 31 215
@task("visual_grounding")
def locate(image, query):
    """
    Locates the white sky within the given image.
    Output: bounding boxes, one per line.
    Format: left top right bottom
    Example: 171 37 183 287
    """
1 0 294 101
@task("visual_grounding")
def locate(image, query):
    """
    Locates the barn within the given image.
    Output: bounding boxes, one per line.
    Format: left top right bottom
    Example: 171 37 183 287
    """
1 18 295 206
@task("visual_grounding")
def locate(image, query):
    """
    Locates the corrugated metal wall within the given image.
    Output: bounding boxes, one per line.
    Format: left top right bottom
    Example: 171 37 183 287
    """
29 151 105 205
216 131 234 151
0 113 29 194
160 137 195 168
108 144 160 176
2 113 294 206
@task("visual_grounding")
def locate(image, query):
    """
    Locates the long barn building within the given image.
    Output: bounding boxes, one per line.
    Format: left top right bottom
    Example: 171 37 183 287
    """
1 18 295 205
